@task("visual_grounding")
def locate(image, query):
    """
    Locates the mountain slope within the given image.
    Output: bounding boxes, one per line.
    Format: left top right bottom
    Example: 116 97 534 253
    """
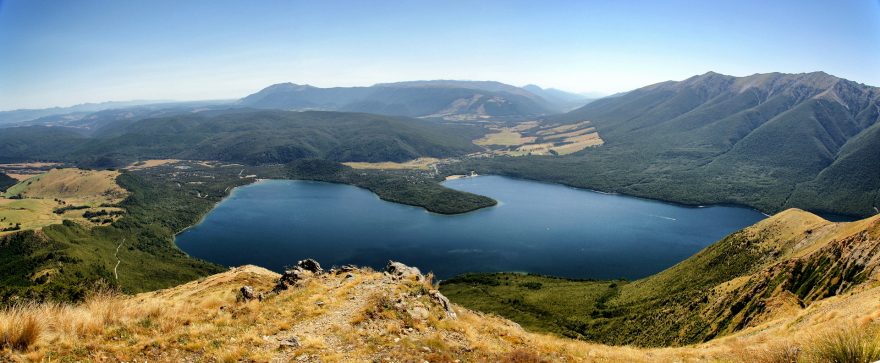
239 81 560 119
442 209 880 346
466 71 880 217
0 110 484 166
0 126 86 163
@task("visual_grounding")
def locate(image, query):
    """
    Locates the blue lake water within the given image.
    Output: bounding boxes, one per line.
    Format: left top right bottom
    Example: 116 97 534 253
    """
175 176 766 280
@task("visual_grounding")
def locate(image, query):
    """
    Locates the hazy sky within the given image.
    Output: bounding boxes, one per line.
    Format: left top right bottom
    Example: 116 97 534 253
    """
1 0 879 110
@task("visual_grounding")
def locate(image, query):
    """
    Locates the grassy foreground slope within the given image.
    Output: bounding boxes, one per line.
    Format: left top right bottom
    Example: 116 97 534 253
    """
442 209 880 346
2 261 879 361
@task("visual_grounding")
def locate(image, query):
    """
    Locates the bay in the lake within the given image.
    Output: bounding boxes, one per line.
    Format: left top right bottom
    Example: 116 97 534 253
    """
176 176 767 279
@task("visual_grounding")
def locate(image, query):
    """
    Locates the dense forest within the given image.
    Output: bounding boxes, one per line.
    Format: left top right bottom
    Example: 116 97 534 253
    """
0 110 484 167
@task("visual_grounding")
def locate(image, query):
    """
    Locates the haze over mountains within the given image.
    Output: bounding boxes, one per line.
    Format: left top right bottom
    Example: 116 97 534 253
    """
238 80 589 119
0 80 591 126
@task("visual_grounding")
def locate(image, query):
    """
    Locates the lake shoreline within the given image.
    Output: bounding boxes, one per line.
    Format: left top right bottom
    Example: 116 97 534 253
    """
176 176 767 280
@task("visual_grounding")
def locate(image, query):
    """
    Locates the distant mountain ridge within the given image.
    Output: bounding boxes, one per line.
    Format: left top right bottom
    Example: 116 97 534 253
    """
522 84 593 111
239 80 577 119
0 100 172 126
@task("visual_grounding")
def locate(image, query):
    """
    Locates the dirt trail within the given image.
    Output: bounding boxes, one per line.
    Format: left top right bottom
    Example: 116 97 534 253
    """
114 238 125 280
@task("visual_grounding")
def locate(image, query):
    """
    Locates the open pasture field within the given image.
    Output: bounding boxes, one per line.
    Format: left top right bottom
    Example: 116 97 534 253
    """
343 157 439 170
476 120 604 156
0 168 128 234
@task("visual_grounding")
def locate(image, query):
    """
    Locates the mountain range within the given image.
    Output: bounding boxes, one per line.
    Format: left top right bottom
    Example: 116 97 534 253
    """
238 80 589 119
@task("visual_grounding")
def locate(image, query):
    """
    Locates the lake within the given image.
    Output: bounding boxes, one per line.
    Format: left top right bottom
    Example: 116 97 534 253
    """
176 176 766 280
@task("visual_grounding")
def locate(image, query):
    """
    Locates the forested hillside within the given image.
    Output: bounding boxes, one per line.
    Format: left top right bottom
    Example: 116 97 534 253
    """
462 72 880 217
0 110 484 167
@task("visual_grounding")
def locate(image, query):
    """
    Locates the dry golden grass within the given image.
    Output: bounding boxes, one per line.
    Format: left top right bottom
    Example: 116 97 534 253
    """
475 130 537 146
477 120 605 157
343 157 439 170
542 126 596 140
0 168 128 234
2 263 878 362
3 168 127 204
550 137 604 155
535 121 592 135
124 159 182 170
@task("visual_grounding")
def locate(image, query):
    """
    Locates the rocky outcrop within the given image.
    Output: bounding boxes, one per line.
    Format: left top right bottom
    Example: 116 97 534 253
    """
296 258 323 274
240 285 256 301
430 290 457 319
271 258 332 293
385 261 423 281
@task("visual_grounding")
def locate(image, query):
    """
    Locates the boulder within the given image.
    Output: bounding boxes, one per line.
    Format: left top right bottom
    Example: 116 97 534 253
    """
279 336 300 348
240 285 256 301
337 264 359 274
385 261 423 281
296 258 323 274
430 290 457 319
273 266 308 293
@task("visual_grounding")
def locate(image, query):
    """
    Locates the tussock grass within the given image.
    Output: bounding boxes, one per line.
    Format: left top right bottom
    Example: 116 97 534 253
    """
808 326 880 363
0 304 41 351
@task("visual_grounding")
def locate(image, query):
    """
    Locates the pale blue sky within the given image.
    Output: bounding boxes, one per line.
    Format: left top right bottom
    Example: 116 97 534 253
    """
1 0 878 110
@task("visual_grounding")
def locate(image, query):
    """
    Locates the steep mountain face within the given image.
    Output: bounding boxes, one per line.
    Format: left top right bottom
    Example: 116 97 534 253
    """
239 80 560 119
529 71 880 216
442 209 880 347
